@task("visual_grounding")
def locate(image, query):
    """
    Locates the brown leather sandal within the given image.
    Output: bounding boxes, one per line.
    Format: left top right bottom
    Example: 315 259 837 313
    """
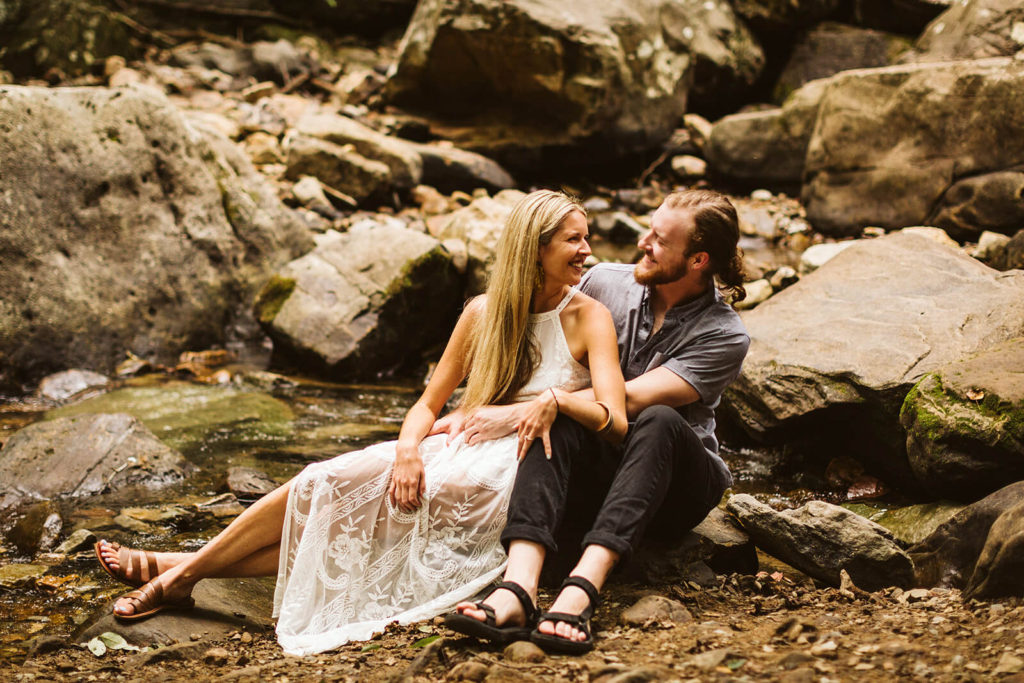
95 541 161 589
113 579 195 622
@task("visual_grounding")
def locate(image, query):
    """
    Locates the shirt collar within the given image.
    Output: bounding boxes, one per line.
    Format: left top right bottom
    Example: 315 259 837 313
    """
642 284 718 323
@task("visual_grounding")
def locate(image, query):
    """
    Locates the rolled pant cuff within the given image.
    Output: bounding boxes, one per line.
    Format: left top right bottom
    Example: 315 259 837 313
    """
581 530 633 560
501 524 558 554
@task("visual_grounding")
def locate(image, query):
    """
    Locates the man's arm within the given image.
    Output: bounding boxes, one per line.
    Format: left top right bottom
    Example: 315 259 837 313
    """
569 367 699 420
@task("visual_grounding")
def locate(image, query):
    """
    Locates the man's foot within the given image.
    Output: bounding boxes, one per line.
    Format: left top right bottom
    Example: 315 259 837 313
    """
445 581 538 644
531 576 601 654
95 540 184 588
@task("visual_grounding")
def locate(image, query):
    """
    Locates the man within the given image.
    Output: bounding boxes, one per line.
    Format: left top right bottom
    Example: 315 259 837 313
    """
441 189 750 653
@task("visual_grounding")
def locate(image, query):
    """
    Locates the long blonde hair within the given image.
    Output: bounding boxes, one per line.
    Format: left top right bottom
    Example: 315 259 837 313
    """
461 190 584 410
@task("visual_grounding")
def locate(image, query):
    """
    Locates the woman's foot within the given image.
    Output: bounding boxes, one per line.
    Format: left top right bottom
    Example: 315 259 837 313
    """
446 581 539 644
454 585 531 628
112 566 196 619
96 540 187 588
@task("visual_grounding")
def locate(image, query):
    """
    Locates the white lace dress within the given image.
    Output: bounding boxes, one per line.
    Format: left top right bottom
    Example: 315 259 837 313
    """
273 290 591 656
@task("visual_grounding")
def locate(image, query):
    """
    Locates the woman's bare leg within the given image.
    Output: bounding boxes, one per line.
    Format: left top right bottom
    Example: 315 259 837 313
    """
98 542 281 580
112 481 292 616
454 539 545 626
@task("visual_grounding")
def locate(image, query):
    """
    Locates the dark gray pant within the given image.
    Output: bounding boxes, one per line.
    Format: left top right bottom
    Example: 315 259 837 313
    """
501 405 728 561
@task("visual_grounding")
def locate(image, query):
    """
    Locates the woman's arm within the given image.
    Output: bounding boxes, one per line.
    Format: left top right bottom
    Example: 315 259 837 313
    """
515 301 627 460
389 296 484 511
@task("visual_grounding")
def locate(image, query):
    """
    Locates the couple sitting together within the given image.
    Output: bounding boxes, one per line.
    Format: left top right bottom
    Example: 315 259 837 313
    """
94 188 750 657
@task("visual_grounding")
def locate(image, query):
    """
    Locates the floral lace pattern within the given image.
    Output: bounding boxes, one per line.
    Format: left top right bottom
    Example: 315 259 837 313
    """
274 290 591 655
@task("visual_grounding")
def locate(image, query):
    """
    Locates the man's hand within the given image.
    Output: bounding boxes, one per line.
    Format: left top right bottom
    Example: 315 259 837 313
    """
428 409 467 445
515 391 559 461
463 404 525 446
388 445 426 512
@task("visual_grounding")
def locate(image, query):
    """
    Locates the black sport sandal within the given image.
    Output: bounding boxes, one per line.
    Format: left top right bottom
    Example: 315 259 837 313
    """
530 575 600 655
444 580 539 644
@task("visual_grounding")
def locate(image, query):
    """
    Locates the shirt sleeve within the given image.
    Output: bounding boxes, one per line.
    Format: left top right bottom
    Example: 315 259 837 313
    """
657 328 750 405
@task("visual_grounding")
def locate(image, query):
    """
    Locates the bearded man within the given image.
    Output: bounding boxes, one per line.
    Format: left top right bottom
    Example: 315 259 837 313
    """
442 189 751 654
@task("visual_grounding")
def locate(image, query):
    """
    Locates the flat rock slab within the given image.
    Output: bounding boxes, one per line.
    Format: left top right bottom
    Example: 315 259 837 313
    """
0 413 194 512
724 230 1024 486
76 577 275 647
726 494 914 591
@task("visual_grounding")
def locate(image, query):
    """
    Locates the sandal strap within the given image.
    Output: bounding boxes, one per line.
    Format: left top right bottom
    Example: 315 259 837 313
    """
122 579 164 611
560 575 601 608
473 601 498 626
493 580 539 622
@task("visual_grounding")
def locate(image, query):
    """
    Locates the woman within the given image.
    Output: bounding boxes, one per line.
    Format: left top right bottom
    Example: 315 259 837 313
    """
95 190 626 656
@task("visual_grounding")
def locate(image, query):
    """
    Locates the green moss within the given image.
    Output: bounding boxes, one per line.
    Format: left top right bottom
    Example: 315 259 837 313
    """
254 275 296 324
900 376 947 442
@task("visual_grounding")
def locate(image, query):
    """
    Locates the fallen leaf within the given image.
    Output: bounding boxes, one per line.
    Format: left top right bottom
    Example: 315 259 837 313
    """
86 637 107 657
411 635 440 648
360 643 381 652
966 388 985 401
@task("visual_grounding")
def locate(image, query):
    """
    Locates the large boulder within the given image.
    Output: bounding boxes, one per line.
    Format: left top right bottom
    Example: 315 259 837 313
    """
385 0 761 169
431 189 526 294
771 22 911 102
0 85 313 393
929 172 1024 242
723 231 1024 486
964 497 1024 600
802 57 1024 238
0 413 194 513
726 494 915 591
910 0 1023 62
0 0 138 78
706 78 828 194
910 481 1024 590
255 220 463 379
900 338 1024 500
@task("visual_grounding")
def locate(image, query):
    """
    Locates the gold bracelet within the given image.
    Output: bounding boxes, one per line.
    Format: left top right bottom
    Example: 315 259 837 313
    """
549 387 559 411
594 401 614 435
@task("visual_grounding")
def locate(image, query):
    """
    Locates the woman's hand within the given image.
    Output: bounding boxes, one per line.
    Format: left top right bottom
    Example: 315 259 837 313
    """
428 408 467 445
389 444 426 512
515 389 560 461
463 404 525 446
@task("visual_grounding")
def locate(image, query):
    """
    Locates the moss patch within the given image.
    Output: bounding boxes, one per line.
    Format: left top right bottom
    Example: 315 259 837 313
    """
254 275 296 324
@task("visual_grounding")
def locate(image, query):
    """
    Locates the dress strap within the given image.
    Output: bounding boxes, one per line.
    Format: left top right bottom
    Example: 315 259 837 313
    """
552 288 577 314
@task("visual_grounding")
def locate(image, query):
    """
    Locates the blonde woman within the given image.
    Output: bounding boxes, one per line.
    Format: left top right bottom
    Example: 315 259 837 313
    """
95 190 626 655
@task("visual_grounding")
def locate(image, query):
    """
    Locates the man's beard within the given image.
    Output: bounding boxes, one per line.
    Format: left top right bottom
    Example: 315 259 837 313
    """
634 256 688 286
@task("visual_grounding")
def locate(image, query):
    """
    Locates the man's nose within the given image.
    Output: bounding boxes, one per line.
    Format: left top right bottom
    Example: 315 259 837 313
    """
637 229 652 250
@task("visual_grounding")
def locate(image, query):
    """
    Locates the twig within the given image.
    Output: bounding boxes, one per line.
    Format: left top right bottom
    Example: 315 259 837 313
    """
321 182 359 207
637 147 671 188
281 71 311 94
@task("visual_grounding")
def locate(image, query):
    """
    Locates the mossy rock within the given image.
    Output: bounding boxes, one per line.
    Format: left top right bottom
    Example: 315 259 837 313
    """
900 338 1024 500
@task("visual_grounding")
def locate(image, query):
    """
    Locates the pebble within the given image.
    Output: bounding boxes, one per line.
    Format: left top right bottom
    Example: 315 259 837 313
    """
203 647 231 666
448 660 488 681
750 189 773 201
620 595 693 627
241 632 253 644
503 640 545 663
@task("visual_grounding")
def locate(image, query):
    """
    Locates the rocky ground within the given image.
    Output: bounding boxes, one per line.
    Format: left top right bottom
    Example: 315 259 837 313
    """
5 563 1024 682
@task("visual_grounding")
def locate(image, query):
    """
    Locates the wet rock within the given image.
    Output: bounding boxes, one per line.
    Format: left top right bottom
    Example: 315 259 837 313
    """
283 134 391 203
964 498 1024 600
843 502 962 546
54 528 97 555
901 338 1024 499
432 190 526 294
410 143 516 195
77 577 274 647
46 382 294 452
0 85 313 392
929 172 1024 242
910 481 1024 589
706 78 828 192
294 111 422 190
802 58 1024 237
8 501 62 555
226 467 280 503
0 563 48 590
387 0 759 169
0 413 194 512
620 595 692 627
726 494 915 591
36 370 110 403
772 22 911 102
724 231 1024 486
909 0 1022 62
256 221 463 380
503 640 545 663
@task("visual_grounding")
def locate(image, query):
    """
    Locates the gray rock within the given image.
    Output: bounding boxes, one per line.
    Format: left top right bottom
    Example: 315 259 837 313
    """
386 0 759 167
772 22 911 102
8 501 62 554
0 413 194 512
294 111 422 190
620 595 692 627
76 577 274 647
910 481 1024 589
226 467 280 503
910 0 1022 62
35 369 110 403
901 338 1024 499
255 222 462 380
724 231 1024 486
707 77 829 191
283 134 391 203
0 563 48 590
929 172 1024 242
0 85 313 392
727 494 915 590
410 143 516 194
433 190 526 295
54 528 97 555
802 58 1024 237
965 498 1024 600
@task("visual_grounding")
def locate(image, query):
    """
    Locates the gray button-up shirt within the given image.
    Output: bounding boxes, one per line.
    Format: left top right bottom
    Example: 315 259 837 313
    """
580 263 750 487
